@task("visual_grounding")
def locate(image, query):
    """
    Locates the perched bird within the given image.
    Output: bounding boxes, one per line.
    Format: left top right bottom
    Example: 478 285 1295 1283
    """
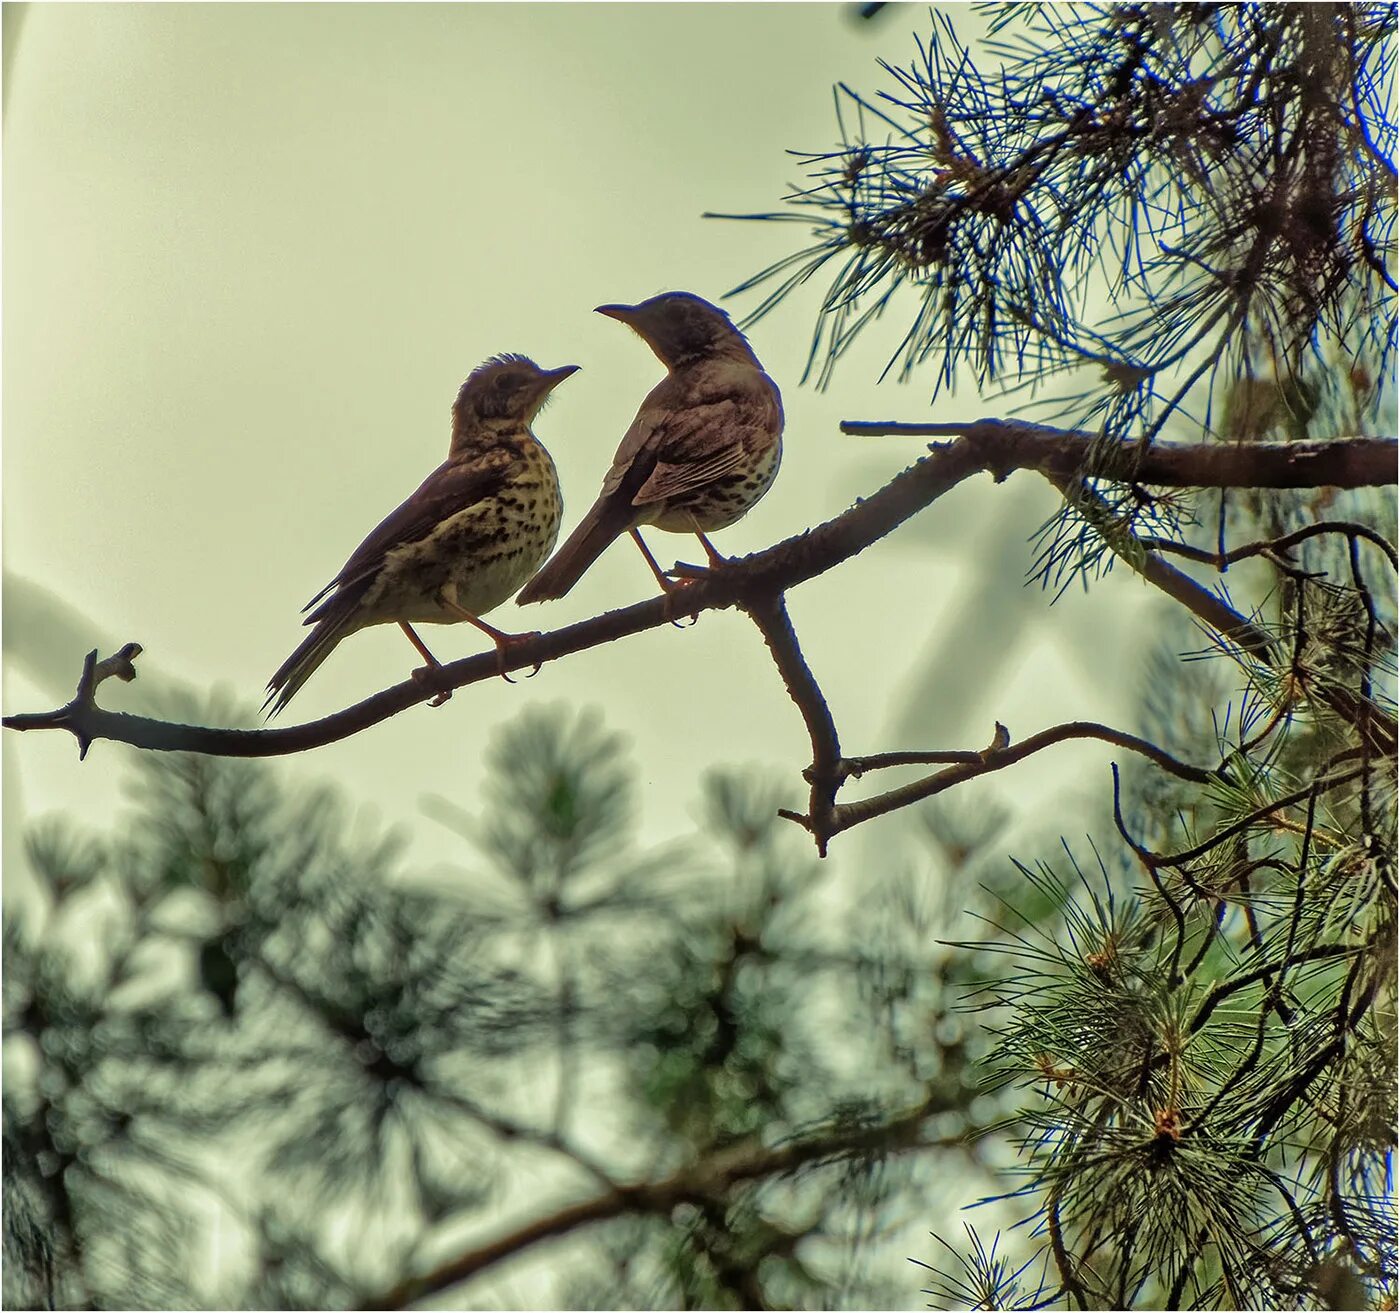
264 356 577 717
515 291 783 606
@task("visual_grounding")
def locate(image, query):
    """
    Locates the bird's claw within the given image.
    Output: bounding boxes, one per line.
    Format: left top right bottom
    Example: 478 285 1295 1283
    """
661 580 701 628
496 633 544 682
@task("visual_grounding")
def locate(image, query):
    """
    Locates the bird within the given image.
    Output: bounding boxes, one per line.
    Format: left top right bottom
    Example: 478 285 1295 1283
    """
264 355 577 717
515 291 783 607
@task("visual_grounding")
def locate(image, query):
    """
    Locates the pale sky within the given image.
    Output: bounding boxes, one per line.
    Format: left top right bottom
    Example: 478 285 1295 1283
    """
4 2 1162 889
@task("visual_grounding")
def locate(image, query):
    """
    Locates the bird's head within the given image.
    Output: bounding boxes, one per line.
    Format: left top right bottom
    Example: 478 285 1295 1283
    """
453 356 579 431
595 292 755 370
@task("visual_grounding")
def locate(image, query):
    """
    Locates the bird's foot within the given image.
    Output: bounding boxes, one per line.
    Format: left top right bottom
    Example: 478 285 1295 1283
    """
411 665 453 707
493 632 543 683
435 601 542 684
659 578 702 628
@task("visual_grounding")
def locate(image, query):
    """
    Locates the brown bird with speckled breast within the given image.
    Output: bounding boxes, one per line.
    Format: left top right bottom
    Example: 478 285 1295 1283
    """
515 292 783 606
265 355 577 717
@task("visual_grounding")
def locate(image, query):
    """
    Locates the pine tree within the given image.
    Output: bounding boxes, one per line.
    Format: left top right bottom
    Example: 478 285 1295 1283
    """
717 4 1396 1307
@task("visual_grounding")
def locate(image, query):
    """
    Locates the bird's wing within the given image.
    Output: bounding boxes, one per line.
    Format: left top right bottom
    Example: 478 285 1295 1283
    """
630 443 753 506
301 448 518 616
601 391 770 508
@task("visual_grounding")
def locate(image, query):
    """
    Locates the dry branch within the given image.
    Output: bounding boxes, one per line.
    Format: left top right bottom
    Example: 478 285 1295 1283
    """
781 720 1224 845
3 435 991 759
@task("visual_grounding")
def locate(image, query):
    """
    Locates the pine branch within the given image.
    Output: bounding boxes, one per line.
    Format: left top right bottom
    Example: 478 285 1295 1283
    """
367 1098 946 1309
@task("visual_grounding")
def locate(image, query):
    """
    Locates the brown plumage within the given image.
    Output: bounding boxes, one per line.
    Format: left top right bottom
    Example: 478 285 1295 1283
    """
264 356 577 717
515 292 783 605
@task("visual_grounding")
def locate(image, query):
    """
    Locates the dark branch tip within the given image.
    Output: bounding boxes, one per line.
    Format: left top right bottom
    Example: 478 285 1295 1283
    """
93 642 144 686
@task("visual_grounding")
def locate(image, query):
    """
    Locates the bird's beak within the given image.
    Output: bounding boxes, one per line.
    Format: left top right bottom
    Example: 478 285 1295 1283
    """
596 303 664 358
530 364 578 416
543 364 581 389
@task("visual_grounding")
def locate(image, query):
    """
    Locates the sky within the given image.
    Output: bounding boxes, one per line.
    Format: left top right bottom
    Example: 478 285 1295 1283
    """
4 2 1164 893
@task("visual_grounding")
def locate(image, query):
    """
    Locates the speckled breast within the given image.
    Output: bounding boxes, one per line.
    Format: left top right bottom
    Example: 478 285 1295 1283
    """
370 440 563 626
447 443 563 616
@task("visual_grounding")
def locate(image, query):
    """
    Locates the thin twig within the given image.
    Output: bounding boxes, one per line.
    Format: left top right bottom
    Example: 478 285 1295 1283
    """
785 721 1219 843
1141 520 1398 572
839 722 1220 783
1125 769 1363 870
1186 941 1364 1037
1050 472 1278 659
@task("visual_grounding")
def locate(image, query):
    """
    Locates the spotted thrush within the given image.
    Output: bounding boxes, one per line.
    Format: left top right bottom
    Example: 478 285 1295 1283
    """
264 355 576 716
515 292 783 605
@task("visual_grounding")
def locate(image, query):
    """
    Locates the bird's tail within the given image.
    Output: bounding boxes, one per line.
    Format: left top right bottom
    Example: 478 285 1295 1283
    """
517 499 631 604
263 616 349 719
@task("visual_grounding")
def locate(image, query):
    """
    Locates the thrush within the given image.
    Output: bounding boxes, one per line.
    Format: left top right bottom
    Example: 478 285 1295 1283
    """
264 355 577 717
515 291 783 607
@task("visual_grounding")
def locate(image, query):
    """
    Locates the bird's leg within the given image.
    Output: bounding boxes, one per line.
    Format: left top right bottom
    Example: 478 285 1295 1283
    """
667 515 728 581
440 599 541 683
629 528 678 591
399 622 453 707
629 529 698 627
692 522 728 567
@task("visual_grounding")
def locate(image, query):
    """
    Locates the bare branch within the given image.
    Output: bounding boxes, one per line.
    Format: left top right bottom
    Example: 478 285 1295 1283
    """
2 438 989 760
7 644 146 761
842 421 1395 490
745 595 842 856
840 722 1221 782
